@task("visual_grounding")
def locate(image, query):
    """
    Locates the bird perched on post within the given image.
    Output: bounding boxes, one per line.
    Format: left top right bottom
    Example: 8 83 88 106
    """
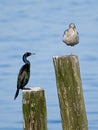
14 52 35 100
62 23 79 46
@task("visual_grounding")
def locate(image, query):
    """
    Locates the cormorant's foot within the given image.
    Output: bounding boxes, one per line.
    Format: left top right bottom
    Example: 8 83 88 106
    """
23 88 32 90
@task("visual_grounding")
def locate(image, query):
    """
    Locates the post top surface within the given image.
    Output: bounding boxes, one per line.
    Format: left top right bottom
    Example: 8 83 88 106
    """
53 55 78 59
22 87 43 92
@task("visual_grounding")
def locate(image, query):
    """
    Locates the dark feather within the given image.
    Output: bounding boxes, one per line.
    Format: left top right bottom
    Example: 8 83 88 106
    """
14 52 32 100
17 64 30 90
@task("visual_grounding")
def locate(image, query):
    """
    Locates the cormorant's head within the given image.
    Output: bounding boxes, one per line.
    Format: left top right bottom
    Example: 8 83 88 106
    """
69 23 76 29
23 52 35 63
24 52 35 57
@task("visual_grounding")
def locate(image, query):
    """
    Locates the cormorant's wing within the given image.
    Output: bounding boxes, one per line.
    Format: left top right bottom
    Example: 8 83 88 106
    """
17 64 30 89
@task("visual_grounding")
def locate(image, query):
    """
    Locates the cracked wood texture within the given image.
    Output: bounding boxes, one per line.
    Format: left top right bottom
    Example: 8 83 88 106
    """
53 55 88 130
22 88 47 130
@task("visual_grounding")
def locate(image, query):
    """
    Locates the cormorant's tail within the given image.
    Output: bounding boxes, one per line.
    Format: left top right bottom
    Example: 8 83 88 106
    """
14 89 19 100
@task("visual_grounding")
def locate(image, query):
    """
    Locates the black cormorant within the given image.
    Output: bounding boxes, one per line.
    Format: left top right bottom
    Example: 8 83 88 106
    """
62 23 79 46
14 52 35 100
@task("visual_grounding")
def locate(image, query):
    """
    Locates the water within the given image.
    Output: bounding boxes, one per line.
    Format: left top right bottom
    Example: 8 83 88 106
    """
0 0 98 129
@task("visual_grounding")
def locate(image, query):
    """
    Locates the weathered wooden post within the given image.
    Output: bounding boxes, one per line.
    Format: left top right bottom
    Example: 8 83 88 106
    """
53 55 88 130
22 87 47 130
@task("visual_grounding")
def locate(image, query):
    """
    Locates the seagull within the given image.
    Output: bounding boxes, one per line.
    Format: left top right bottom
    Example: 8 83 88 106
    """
62 23 79 46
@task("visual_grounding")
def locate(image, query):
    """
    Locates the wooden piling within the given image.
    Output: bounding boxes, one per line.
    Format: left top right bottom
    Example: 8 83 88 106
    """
22 87 47 130
53 55 88 130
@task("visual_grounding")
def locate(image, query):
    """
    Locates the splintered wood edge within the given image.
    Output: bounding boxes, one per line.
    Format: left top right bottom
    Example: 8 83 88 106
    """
53 55 78 59
22 87 43 92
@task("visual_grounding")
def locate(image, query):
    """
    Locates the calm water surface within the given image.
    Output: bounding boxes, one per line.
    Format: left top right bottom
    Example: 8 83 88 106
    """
0 0 98 130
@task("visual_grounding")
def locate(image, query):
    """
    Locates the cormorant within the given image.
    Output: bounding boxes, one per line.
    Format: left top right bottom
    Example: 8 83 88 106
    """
62 23 79 46
14 52 35 100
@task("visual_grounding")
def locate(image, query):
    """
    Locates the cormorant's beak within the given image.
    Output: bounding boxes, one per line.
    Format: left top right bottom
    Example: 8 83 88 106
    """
31 53 35 55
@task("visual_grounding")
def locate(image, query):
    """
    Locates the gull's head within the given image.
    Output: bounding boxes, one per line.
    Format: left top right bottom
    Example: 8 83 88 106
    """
69 23 76 29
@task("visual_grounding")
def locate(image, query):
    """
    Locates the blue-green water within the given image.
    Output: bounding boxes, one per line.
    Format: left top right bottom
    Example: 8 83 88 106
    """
0 0 98 129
